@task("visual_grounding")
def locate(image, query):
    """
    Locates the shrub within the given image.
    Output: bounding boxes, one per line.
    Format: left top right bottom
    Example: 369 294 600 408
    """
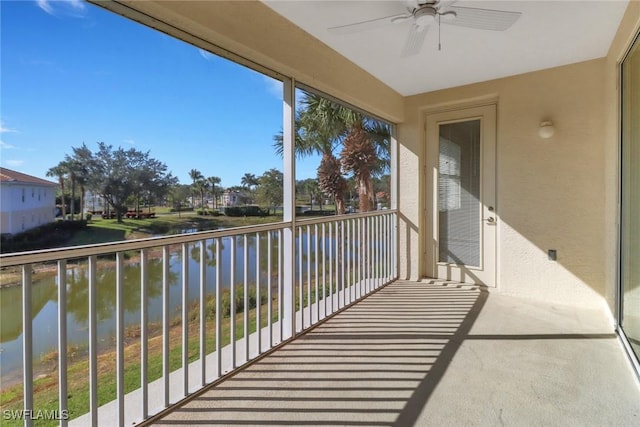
223 206 267 217
85 213 92 221
1 220 88 253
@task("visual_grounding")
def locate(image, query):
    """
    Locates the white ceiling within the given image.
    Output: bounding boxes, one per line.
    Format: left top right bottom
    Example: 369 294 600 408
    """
263 0 629 96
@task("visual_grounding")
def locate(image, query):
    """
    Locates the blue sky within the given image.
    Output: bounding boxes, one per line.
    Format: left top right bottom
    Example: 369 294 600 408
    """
0 0 318 187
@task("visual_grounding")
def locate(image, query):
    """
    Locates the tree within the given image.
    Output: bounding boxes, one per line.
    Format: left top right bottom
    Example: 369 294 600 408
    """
340 126 378 212
85 142 175 222
207 176 221 208
255 169 283 214
274 93 349 214
274 91 390 213
128 150 177 213
195 178 209 211
189 169 203 208
297 178 321 211
69 144 93 218
46 162 68 219
341 121 390 212
169 184 191 216
240 173 258 190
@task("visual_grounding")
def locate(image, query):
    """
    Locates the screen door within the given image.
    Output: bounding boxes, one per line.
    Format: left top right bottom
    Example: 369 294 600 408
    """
425 105 496 285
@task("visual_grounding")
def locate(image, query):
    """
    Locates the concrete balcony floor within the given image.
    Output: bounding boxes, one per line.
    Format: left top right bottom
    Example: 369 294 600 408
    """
151 280 640 426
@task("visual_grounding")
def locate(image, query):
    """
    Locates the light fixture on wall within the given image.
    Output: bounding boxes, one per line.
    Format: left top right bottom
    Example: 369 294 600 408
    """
538 120 555 139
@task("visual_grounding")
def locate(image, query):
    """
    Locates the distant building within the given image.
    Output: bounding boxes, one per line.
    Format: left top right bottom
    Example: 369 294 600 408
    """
221 190 251 207
0 167 57 234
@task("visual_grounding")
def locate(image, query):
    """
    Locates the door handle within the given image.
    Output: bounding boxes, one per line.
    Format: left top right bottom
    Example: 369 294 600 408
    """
485 217 496 224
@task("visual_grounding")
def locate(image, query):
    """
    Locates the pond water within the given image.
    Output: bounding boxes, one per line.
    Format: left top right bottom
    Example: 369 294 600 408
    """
0 232 295 383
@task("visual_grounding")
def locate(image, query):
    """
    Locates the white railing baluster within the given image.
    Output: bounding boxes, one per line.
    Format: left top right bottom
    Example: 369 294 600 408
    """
336 220 346 310
0 212 398 427
243 234 249 363
355 218 360 299
314 223 319 323
116 253 125 426
378 214 382 288
267 231 273 349
141 249 149 419
298 226 303 332
352 218 357 303
215 238 222 377
162 246 170 407
57 260 68 427
385 214 389 283
256 232 261 355
230 237 236 369
365 217 369 293
278 229 284 343
199 240 206 386
394 212 398 278
22 264 33 427
373 215 378 289
306 224 311 327
88 255 98 427
321 223 326 320
181 243 189 396
347 219 352 305
328 222 333 315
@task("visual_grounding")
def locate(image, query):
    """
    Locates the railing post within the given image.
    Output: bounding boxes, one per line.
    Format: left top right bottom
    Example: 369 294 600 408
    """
181 243 189 396
162 246 171 407
141 249 149 419
22 264 33 427
215 238 222 377
200 239 207 386
57 260 68 427
282 77 296 340
256 232 262 354
116 253 125 426
88 255 98 427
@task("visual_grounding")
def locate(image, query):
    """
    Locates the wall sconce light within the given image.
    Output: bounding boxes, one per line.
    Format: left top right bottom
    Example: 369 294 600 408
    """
538 120 555 139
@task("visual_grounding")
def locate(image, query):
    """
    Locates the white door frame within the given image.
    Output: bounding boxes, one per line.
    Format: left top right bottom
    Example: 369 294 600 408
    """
424 104 497 286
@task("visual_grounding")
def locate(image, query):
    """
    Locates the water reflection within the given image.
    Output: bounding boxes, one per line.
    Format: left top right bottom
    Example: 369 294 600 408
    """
0 233 285 379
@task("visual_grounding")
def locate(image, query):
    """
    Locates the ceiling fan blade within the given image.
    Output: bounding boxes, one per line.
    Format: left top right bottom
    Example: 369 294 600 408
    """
328 13 411 35
435 0 457 10
401 24 428 57
443 6 521 31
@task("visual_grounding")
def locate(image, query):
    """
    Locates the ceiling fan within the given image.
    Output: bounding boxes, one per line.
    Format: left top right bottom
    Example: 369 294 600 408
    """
327 0 521 57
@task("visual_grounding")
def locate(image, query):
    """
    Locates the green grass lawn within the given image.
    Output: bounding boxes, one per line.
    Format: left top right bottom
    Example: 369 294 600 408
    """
0 294 279 426
66 213 283 247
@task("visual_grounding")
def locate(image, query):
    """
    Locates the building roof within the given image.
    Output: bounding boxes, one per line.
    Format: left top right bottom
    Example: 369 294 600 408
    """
0 167 57 186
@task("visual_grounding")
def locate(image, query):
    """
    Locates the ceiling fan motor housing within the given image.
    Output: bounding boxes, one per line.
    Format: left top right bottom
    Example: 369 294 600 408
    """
414 6 437 26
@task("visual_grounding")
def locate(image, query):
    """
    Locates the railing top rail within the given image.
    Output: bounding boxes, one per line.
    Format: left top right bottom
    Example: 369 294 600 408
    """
0 221 290 267
0 210 397 267
295 209 397 226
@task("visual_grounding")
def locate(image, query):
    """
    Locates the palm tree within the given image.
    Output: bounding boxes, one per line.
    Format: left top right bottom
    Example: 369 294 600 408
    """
274 92 350 214
207 176 221 208
336 110 390 212
275 91 390 214
196 178 208 210
63 156 90 220
189 169 203 208
240 173 258 190
47 162 69 219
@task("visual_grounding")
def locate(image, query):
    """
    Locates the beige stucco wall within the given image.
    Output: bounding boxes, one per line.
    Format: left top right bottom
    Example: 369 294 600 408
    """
603 1 640 316
399 59 610 309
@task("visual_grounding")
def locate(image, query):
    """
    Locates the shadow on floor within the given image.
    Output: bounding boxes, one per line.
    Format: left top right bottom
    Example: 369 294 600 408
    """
151 280 489 426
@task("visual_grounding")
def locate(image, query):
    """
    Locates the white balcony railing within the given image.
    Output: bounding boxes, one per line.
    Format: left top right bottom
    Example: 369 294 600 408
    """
0 210 397 427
